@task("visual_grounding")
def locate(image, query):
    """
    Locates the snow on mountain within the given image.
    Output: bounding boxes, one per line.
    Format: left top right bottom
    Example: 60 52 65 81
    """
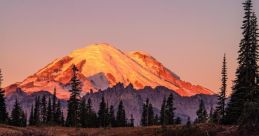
5 43 214 99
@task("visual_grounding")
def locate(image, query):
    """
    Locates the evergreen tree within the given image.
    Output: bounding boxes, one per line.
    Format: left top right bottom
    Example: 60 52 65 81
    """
66 65 82 127
55 100 63 125
154 114 159 125
160 97 167 126
239 12 259 133
141 99 149 126
52 88 57 119
175 117 182 124
186 117 191 127
98 96 108 127
195 99 208 123
47 97 52 124
215 54 227 124
79 98 87 127
147 103 154 126
130 114 134 127
33 97 40 125
108 105 116 127
10 99 26 127
0 69 8 124
41 95 47 124
166 94 176 125
29 105 34 125
224 0 259 125
116 100 126 127
87 98 98 128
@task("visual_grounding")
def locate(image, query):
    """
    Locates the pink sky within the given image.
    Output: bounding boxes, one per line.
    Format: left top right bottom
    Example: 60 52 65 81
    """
1 0 259 94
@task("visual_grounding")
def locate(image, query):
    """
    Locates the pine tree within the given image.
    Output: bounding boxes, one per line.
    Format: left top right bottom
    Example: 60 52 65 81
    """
33 97 40 125
160 97 167 126
52 88 57 119
108 105 116 127
86 98 98 128
215 54 227 124
175 117 181 124
10 99 26 127
29 105 34 125
130 114 134 127
147 103 154 126
116 100 126 127
195 99 208 123
238 12 259 133
55 100 63 125
166 94 176 125
0 69 8 124
154 114 159 125
224 0 259 125
47 97 52 124
141 99 149 126
186 117 191 127
98 96 108 127
79 98 87 127
41 95 47 124
66 65 82 127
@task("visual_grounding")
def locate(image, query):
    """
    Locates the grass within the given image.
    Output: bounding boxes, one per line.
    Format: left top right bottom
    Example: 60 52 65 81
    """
0 124 246 136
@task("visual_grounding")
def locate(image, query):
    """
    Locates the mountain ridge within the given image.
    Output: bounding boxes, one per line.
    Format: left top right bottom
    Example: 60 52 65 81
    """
5 43 214 99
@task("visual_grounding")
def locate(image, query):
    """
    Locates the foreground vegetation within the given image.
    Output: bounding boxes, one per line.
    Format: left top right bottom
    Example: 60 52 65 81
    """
0 124 247 136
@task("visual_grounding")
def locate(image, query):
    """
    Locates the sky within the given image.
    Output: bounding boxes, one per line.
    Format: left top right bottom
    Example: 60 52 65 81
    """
0 0 259 94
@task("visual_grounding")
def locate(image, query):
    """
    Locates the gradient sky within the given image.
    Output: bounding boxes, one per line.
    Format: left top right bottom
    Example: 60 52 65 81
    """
1 0 259 94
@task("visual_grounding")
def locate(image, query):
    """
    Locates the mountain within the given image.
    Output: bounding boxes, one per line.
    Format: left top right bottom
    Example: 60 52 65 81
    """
5 43 214 99
5 83 217 126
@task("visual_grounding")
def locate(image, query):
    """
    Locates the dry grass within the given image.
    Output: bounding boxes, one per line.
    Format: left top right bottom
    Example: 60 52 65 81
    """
0 124 245 136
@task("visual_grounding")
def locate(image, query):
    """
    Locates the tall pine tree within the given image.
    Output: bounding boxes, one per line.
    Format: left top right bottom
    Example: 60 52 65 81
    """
66 65 82 127
160 96 167 126
166 94 176 125
0 69 8 124
224 0 259 125
98 96 108 127
116 100 126 127
10 99 26 127
195 99 208 123
214 54 227 124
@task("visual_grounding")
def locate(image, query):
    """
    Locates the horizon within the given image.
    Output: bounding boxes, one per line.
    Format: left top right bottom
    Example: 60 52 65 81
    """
1 0 259 94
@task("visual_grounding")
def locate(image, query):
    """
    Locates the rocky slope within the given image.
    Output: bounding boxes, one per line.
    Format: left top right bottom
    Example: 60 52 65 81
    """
5 43 214 99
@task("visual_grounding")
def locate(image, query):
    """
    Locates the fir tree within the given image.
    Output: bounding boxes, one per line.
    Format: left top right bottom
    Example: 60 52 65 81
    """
154 114 159 125
55 100 63 125
29 105 34 125
66 65 82 127
87 98 98 128
116 100 126 127
224 0 259 125
141 98 149 126
109 105 116 127
147 103 154 126
98 96 108 127
215 54 227 124
186 117 191 127
0 69 8 124
175 117 181 124
160 97 167 126
33 97 40 125
79 98 87 127
41 95 47 124
130 114 134 127
166 94 176 125
10 99 26 127
47 97 52 124
52 88 57 119
195 99 208 123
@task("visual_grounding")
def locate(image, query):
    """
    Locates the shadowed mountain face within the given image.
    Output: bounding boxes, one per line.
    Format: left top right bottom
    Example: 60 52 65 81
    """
6 83 217 126
5 43 214 99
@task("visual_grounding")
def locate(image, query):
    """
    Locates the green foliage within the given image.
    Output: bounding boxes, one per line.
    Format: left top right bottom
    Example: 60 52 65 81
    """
141 98 154 126
66 65 82 127
224 0 259 125
10 99 27 127
98 96 109 127
116 100 126 127
0 69 9 124
195 99 208 123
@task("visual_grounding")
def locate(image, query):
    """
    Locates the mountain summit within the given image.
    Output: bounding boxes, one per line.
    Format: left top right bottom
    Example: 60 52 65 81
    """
5 43 214 99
